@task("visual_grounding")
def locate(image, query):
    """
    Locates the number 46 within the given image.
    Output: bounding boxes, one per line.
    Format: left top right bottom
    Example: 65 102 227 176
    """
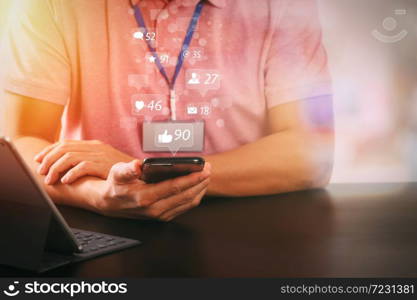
147 100 162 111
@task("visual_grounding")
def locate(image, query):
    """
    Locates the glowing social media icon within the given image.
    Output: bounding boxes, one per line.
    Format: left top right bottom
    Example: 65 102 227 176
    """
160 54 169 64
157 130 173 144
186 69 221 96
133 31 144 40
188 73 200 85
3 282 20 297
182 49 190 58
182 47 204 61
145 32 156 41
200 105 210 116
372 10 408 43
144 122 201 153
187 105 198 115
135 100 145 112
131 94 166 116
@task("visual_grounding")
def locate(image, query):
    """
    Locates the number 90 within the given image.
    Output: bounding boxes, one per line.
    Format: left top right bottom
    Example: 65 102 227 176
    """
174 129 191 141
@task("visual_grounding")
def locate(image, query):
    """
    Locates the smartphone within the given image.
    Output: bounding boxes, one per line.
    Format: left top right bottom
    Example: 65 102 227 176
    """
141 157 205 183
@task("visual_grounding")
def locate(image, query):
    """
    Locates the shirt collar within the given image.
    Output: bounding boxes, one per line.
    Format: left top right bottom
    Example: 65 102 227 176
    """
132 0 226 9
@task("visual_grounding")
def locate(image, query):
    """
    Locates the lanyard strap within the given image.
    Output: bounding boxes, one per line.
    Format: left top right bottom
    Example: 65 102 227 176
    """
133 1 205 89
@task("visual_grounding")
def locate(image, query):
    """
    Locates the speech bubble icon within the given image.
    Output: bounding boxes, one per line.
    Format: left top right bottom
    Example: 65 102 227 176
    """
130 27 158 47
182 47 204 62
154 124 194 154
185 69 221 96
131 94 168 117
143 122 204 155
128 74 149 91
133 31 144 40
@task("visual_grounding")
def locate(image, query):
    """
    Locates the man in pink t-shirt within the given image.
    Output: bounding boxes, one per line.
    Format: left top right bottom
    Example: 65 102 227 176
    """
2 0 333 220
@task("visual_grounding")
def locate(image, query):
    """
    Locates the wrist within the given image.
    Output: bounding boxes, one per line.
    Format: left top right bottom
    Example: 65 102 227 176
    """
87 178 108 213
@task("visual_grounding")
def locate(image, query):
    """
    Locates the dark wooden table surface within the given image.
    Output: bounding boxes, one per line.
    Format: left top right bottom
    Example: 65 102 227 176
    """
1 183 417 277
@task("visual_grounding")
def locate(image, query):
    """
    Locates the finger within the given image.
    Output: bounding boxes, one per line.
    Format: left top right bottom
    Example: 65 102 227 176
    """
35 140 102 163
45 152 99 184
140 163 211 203
34 143 58 163
141 178 209 218
203 161 212 174
37 143 97 175
109 160 142 184
60 161 107 184
44 153 82 184
157 184 207 221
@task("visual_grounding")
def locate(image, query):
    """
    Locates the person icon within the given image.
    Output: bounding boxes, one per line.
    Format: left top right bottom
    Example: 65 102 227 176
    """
188 72 200 84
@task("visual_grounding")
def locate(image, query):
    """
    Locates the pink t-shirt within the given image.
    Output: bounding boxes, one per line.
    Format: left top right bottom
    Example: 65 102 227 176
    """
3 0 331 158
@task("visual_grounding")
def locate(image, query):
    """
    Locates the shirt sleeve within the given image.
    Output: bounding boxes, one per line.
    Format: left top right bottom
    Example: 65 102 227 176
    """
2 0 70 105
265 0 332 108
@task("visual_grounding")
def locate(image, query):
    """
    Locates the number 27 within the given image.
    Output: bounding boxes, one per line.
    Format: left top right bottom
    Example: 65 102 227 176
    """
204 73 219 85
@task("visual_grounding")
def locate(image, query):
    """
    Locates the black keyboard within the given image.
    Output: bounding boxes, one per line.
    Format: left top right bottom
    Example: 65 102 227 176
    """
39 229 141 272
73 229 124 252
71 228 141 257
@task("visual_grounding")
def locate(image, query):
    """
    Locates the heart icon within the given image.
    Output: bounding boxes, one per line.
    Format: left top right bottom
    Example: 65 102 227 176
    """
135 101 145 111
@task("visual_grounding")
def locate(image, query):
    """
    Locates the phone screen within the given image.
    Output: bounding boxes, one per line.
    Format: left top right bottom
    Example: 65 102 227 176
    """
141 157 205 183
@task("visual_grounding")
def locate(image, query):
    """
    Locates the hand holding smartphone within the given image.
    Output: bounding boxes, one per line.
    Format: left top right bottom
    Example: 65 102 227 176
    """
140 157 205 183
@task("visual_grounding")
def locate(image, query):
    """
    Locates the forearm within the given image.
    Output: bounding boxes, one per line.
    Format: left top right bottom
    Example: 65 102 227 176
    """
204 130 333 197
13 136 103 211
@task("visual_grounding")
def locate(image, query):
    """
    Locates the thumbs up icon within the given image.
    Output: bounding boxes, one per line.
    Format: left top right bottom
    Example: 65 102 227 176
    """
157 130 173 144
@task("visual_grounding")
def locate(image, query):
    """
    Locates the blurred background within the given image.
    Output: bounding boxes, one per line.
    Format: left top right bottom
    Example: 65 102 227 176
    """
320 0 417 182
0 0 416 183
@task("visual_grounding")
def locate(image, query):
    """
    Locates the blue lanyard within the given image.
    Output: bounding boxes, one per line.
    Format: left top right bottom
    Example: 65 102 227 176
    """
133 1 204 91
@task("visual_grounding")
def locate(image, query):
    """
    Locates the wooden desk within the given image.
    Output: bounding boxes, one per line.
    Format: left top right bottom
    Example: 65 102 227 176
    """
1 183 417 277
